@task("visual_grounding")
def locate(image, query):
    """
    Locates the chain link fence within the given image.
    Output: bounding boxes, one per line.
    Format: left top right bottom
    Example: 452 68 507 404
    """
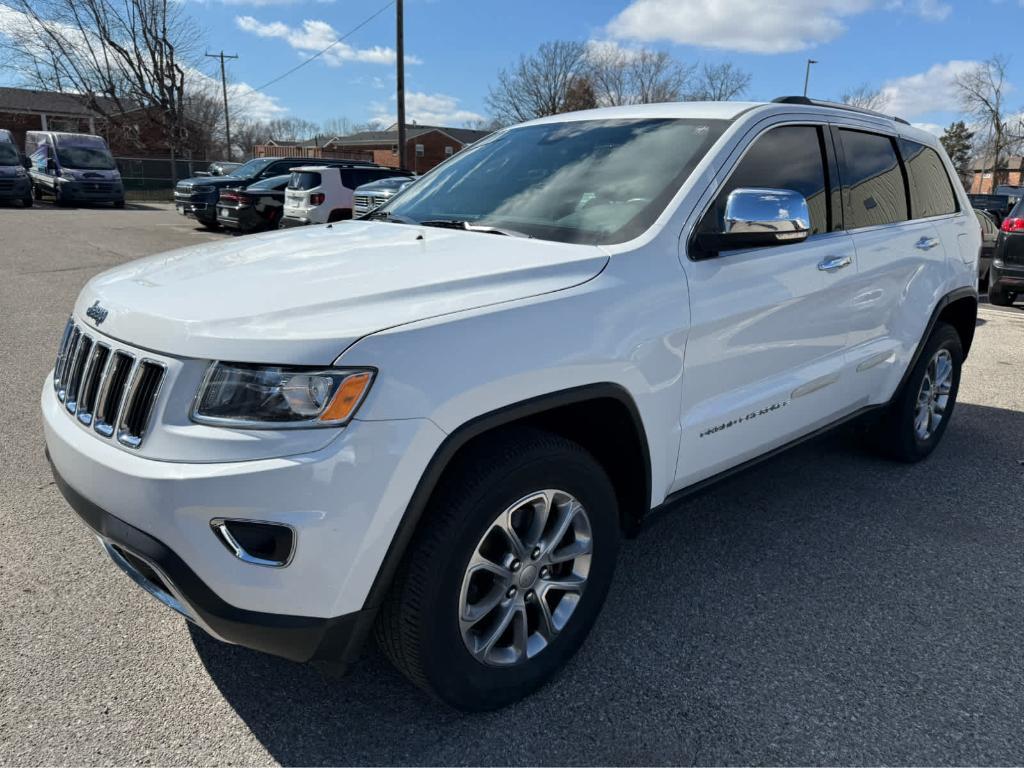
115 157 214 200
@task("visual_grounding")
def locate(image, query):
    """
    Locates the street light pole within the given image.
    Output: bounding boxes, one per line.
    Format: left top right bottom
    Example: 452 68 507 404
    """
396 0 407 171
206 51 239 159
803 59 818 98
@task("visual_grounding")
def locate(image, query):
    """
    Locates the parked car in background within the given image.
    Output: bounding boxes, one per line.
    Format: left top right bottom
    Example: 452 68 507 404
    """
0 134 32 207
175 157 381 229
26 131 124 207
968 193 1011 227
989 198 1024 306
44 98 979 711
354 175 415 217
280 165 412 227
215 174 290 234
975 209 998 288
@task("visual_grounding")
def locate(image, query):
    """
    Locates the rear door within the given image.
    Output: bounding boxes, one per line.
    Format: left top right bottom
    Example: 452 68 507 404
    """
675 122 860 488
835 127 957 405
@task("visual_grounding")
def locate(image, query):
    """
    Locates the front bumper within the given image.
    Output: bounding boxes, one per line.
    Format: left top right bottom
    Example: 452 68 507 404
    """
174 195 218 223
0 176 31 199
42 375 446 658
217 205 273 232
57 179 124 203
49 459 371 663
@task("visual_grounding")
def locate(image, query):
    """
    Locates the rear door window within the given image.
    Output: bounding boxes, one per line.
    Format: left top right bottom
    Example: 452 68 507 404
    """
898 139 959 218
836 129 909 229
288 171 321 190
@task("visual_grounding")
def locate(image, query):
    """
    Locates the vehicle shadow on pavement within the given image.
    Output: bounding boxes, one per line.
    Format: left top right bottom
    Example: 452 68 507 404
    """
191 402 1024 766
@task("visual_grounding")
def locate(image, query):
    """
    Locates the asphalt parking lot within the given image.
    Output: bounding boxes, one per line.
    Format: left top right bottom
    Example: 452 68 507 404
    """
2 201 1024 766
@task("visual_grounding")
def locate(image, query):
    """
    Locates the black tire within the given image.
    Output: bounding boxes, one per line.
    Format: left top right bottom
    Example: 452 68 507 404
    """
871 322 962 462
20 196 32 208
32 184 42 201
375 426 620 711
113 198 125 209
200 220 220 230
988 283 1015 306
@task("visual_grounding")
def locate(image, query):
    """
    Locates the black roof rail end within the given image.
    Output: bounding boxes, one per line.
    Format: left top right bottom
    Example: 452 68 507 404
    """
771 95 910 126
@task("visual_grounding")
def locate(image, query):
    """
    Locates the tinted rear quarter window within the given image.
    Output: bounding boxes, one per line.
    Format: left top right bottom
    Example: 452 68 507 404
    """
289 172 321 190
698 125 832 235
838 129 908 229
899 139 958 218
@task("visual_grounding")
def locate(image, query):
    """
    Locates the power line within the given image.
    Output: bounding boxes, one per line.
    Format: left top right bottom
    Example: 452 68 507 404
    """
251 0 396 93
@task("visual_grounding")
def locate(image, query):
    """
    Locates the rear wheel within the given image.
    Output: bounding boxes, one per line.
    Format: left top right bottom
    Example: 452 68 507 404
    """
870 322 962 462
988 283 1016 306
113 198 125 209
375 427 620 711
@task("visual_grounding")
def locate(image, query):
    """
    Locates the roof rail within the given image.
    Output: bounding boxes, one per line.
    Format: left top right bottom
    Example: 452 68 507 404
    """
772 96 911 126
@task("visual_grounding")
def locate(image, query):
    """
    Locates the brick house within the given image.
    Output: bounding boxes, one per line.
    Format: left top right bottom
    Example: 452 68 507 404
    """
969 156 1024 194
0 86 206 159
325 124 491 173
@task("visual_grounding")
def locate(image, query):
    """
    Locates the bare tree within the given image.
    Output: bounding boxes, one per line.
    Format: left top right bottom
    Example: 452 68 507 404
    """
685 62 752 101
840 84 887 111
2 0 201 174
486 41 595 124
265 117 321 143
587 45 693 106
954 56 1022 190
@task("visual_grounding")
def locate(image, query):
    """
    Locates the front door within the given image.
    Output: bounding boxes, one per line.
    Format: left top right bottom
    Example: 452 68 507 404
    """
675 122 859 489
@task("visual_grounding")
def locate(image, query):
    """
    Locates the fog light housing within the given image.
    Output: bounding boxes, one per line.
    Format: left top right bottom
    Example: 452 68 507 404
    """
210 518 295 567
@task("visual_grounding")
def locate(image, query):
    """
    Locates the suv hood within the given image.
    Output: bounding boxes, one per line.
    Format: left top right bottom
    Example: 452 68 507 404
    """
76 221 609 364
178 175 251 189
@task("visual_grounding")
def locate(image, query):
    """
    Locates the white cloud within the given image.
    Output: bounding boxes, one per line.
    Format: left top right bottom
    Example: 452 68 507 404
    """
877 60 979 117
188 68 287 121
912 122 945 136
607 0 950 54
235 15 420 66
369 91 484 127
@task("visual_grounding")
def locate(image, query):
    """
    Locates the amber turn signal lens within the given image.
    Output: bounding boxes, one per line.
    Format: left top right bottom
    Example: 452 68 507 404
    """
319 371 373 423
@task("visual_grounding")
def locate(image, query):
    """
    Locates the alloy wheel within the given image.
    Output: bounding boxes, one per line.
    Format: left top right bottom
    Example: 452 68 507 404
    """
914 348 953 440
458 489 593 667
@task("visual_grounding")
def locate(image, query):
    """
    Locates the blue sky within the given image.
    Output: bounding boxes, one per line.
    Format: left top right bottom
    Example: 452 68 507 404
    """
4 0 1024 134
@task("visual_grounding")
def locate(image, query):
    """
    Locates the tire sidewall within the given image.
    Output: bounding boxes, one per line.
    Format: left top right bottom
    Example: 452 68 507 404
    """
419 450 620 710
896 324 963 460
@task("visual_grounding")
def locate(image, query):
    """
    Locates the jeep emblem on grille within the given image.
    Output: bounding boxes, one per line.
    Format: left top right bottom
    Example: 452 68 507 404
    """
86 301 108 325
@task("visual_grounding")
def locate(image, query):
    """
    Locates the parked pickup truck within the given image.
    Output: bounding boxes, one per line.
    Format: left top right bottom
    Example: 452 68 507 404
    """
44 97 978 711
174 157 383 229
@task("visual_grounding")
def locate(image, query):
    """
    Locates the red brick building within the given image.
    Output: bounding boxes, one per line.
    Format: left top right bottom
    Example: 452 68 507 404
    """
0 86 206 159
969 156 1024 194
324 124 491 173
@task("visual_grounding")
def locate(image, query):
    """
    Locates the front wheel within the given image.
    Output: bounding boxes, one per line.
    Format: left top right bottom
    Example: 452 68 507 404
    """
871 322 962 462
375 427 620 711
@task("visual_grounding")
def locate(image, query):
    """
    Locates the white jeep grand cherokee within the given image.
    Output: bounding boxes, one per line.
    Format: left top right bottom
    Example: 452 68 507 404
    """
42 98 979 711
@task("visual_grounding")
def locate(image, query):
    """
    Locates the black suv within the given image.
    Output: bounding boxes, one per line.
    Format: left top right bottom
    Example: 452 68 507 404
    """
989 198 1024 307
174 157 380 229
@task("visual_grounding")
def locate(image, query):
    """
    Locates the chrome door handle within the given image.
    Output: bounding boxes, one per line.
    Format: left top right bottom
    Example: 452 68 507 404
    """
817 255 852 272
916 236 940 251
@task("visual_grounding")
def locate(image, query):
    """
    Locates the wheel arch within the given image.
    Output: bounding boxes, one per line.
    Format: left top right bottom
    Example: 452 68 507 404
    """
360 383 652 614
895 286 977 397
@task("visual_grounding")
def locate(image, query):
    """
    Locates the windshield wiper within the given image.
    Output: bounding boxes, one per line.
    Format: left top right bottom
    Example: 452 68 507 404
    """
363 210 414 224
418 219 533 238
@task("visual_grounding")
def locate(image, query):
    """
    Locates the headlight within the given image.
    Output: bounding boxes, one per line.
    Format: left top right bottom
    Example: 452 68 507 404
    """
59 169 78 180
192 363 374 428
14 167 26 177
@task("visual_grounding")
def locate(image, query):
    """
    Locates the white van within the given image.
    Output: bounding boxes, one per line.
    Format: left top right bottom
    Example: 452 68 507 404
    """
26 131 124 207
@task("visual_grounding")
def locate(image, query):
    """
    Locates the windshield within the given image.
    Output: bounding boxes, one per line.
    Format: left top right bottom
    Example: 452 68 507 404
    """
0 143 19 165
227 158 274 178
378 118 728 244
56 146 115 170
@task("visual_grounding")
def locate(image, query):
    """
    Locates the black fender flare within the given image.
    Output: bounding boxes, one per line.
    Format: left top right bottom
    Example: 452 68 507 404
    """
359 382 652 615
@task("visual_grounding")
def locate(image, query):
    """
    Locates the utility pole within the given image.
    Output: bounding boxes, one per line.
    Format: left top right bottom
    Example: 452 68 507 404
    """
396 0 407 171
206 51 239 159
803 59 818 98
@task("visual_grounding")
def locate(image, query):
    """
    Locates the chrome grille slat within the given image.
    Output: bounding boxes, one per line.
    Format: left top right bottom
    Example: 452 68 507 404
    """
94 351 134 438
51 320 166 449
117 361 165 449
76 344 110 426
56 326 81 399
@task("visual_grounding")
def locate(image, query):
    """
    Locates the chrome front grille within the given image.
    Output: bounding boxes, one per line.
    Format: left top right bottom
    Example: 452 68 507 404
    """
52 319 166 449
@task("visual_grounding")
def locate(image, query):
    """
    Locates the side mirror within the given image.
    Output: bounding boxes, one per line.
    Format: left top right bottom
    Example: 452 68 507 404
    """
695 188 811 256
20 155 30 170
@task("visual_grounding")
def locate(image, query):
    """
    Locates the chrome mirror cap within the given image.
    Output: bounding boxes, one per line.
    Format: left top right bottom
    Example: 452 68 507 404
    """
724 187 811 239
